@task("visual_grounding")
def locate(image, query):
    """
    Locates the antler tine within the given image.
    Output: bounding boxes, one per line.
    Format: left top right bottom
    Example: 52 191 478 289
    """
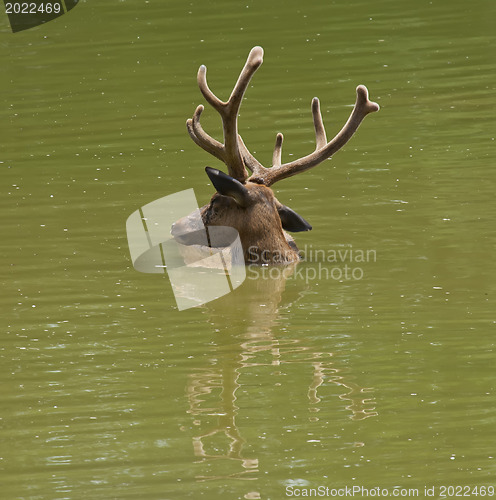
260 85 379 186
269 100 323 170
312 98 327 149
197 65 225 111
186 105 225 162
272 133 284 167
238 135 265 177
227 46 264 113
239 131 284 180
188 46 264 182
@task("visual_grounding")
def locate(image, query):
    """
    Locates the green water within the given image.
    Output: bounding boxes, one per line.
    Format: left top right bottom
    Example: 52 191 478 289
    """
1 1 495 499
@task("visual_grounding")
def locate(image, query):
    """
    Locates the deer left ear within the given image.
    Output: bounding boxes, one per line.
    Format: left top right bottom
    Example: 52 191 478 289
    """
277 204 312 232
205 167 250 207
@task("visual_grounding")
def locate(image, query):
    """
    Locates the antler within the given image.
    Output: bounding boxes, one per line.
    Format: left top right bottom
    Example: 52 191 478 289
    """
187 46 264 183
187 46 379 186
243 85 380 186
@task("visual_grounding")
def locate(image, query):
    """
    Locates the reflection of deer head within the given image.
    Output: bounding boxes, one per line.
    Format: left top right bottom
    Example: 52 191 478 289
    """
173 46 379 264
185 268 377 487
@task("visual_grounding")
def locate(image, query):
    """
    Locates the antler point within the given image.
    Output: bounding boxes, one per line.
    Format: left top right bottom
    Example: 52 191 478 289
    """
193 104 204 117
197 65 206 79
248 46 264 67
251 45 264 56
356 84 368 97
356 85 380 113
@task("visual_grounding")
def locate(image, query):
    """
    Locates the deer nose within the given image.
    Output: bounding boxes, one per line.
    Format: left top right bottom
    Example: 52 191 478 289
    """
171 209 205 237
171 210 210 247
171 220 191 244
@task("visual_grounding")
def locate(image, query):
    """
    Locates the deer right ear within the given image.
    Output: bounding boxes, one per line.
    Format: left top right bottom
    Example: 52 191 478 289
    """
277 204 312 232
205 167 250 207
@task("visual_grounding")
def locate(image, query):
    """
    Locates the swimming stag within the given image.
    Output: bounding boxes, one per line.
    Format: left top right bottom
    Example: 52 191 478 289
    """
172 46 379 264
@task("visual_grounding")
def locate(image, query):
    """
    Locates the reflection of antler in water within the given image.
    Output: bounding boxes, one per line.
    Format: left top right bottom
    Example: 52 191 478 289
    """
185 265 377 486
337 381 378 421
186 265 295 487
307 355 378 421
187 366 259 482
239 344 377 421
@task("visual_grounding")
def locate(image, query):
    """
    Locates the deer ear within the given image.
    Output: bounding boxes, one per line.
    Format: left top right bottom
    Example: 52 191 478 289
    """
205 167 250 207
277 204 312 232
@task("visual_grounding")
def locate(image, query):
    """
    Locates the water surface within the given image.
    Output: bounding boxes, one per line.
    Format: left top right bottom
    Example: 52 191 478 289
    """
1 1 496 498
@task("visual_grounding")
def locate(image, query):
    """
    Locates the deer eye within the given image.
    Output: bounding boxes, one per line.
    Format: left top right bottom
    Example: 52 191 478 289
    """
208 196 229 217
211 202 219 215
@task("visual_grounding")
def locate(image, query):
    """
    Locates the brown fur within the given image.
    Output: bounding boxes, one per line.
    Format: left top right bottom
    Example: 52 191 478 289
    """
202 183 299 264
172 182 300 264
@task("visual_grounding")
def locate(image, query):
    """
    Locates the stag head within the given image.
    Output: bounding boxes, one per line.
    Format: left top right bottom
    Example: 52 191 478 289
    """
172 46 379 264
